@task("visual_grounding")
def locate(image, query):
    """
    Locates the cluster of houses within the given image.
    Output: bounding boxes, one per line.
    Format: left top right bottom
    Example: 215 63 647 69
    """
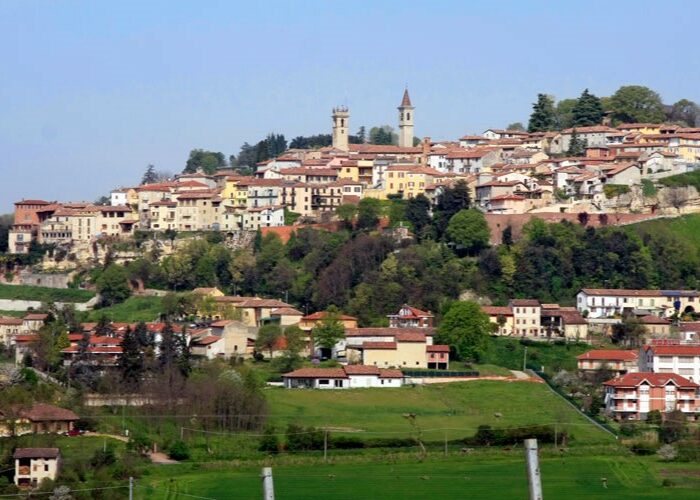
8 90 700 255
0 403 79 488
578 341 700 422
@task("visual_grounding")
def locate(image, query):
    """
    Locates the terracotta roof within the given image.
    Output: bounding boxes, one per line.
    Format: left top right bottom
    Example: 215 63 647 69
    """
395 332 427 342
426 345 450 353
210 320 234 328
345 327 434 337
13 448 60 459
577 350 638 361
344 365 380 375
22 313 49 321
282 368 348 379
638 315 670 325
0 317 23 325
379 369 404 378
270 307 304 316
192 335 221 346
302 311 357 322
482 306 513 316
645 345 700 356
13 334 38 343
580 288 661 297
392 305 433 318
400 88 412 107
362 341 397 350
490 195 526 202
604 372 698 388
20 404 78 422
511 299 540 307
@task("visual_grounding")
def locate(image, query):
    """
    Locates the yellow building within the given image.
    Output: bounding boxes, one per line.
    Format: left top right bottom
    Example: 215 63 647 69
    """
384 165 444 199
360 332 431 369
616 123 662 135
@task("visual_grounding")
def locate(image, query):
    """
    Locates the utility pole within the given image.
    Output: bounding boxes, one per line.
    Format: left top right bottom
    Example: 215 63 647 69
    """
262 467 275 500
129 477 134 500
523 346 528 372
444 430 448 456
524 439 543 500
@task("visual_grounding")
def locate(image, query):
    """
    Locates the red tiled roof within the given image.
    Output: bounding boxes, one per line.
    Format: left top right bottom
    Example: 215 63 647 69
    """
482 306 513 316
0 317 23 325
400 88 412 107
270 307 304 316
345 327 434 337
13 334 38 343
577 350 638 361
638 315 670 325
645 345 700 356
379 369 404 378
302 311 357 322
343 365 381 375
393 304 433 318
426 345 450 353
210 320 234 328
19 404 78 421
395 332 426 342
604 372 698 388
511 299 540 307
282 368 348 379
192 335 221 346
580 288 662 297
23 313 49 321
362 341 397 350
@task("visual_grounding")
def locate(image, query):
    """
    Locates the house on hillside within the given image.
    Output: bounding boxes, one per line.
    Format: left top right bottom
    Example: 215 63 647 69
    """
13 448 61 488
0 404 78 437
640 343 700 383
387 305 434 328
603 372 699 421
577 350 638 375
282 365 403 389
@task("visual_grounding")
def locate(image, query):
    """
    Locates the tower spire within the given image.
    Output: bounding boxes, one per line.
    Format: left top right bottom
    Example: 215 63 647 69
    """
401 88 412 107
397 88 414 147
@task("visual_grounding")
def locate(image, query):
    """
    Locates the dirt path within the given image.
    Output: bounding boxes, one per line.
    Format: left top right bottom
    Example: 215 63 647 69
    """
83 432 129 442
149 452 178 464
509 370 530 380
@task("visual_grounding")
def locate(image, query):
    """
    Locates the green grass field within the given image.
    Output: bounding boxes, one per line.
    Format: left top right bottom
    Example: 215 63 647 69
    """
0 309 26 317
263 380 612 444
137 454 700 499
86 295 164 322
629 213 700 249
0 283 94 303
479 337 590 375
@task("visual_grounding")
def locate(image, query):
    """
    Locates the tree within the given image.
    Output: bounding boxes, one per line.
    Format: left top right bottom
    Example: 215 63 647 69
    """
433 180 471 236
608 85 665 124
356 198 381 231
668 99 699 127
335 204 358 229
567 128 587 156
659 410 687 443
311 307 345 353
436 301 491 361
528 94 556 132
96 264 131 306
183 149 227 174
405 194 431 237
611 316 647 347
506 122 525 131
356 126 366 144
446 209 490 254
577 211 590 226
554 98 577 130
501 225 513 246
255 324 282 359
141 164 158 185
119 326 144 390
369 125 397 145
572 89 604 127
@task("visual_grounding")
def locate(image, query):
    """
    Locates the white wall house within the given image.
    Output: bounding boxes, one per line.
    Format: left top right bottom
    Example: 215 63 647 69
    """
576 289 700 318
283 366 403 389
641 345 700 383
14 448 60 488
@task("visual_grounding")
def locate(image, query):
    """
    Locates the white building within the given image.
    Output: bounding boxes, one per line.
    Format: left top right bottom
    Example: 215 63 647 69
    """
282 365 404 389
14 448 60 488
641 344 700 383
576 288 700 319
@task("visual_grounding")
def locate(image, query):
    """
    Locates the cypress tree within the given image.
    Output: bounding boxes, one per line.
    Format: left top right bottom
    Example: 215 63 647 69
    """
572 89 604 127
527 94 556 132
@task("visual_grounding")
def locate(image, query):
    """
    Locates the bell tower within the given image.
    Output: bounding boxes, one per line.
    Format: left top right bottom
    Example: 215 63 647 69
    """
332 106 350 151
398 88 414 148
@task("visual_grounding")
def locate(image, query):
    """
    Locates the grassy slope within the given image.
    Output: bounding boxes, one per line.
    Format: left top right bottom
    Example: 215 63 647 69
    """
264 380 611 444
86 296 163 322
0 283 94 303
139 456 700 500
0 309 26 317
628 213 700 249
480 337 590 375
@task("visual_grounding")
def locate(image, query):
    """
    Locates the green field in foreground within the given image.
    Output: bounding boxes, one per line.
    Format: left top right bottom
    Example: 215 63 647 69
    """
263 380 611 444
0 283 95 303
137 455 700 500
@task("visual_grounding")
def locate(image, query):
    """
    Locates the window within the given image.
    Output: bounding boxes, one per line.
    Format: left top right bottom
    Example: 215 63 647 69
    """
679 356 695 363
334 380 343 388
319 379 329 385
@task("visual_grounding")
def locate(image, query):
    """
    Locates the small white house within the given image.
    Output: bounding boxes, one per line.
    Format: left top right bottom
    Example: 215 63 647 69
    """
14 448 60 488
283 365 403 389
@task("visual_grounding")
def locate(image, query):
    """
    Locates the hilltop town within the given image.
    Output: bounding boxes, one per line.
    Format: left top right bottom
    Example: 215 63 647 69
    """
2 87 700 498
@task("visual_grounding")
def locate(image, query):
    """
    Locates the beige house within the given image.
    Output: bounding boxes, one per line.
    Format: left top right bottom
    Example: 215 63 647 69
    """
577 350 638 375
210 319 257 359
300 311 358 332
511 299 541 337
0 317 24 345
355 332 449 369
176 191 222 231
149 200 177 230
482 306 515 336
14 448 61 488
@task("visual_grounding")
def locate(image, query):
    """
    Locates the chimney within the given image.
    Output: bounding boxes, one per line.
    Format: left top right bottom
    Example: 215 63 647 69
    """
421 137 431 166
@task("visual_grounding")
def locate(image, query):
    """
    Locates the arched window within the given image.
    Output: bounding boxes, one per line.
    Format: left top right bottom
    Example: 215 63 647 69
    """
407 112 411 120
341 118 345 127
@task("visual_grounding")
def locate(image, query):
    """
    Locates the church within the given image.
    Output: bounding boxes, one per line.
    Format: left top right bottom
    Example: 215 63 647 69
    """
331 89 416 151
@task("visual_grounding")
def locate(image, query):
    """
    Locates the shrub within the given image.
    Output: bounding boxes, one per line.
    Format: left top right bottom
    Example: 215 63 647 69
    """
657 444 678 461
90 445 117 468
330 436 365 449
258 427 280 454
168 440 190 461
603 184 631 199
286 424 324 452
676 440 700 462
630 441 657 455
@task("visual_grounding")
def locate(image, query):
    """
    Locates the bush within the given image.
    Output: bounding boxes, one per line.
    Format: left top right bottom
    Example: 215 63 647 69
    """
467 425 563 446
74 417 98 432
90 445 117 468
603 184 631 199
676 440 700 462
286 424 324 452
258 427 280 454
168 440 190 461
619 422 641 437
657 444 678 461
630 441 658 455
330 436 365 449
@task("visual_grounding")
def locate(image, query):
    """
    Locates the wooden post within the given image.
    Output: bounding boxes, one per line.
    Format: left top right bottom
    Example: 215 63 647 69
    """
524 439 543 500
323 430 328 462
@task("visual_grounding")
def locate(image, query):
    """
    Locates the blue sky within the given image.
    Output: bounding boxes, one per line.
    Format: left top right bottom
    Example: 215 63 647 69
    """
1 0 699 211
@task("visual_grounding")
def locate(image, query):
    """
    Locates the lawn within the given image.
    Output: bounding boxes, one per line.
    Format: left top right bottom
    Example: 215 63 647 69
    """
137 454 700 499
480 337 590 375
629 213 700 249
0 434 126 465
86 295 164 322
264 380 612 444
0 283 94 303
0 309 26 317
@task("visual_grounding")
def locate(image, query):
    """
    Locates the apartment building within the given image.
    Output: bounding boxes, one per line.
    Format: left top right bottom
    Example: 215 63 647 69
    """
576 288 700 318
640 344 700 383
603 372 699 421
577 350 638 375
